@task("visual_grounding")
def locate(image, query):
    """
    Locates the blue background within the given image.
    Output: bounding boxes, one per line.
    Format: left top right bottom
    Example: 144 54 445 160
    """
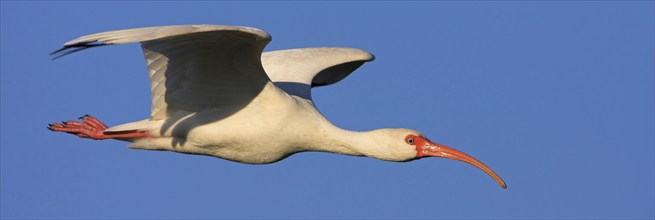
1 1 653 219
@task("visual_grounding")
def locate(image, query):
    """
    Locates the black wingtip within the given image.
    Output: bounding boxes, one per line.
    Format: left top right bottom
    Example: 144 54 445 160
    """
50 47 69 56
50 41 109 60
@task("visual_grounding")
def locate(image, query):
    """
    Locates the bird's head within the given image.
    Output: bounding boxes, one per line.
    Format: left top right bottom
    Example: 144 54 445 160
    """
369 128 507 189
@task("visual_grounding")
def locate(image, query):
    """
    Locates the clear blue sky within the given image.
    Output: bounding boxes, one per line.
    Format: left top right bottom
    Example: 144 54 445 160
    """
1 1 653 219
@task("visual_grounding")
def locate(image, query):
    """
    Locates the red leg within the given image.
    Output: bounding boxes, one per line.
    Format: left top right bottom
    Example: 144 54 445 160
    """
48 114 149 140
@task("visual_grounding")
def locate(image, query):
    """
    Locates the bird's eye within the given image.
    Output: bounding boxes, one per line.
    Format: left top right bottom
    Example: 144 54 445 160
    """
406 138 414 145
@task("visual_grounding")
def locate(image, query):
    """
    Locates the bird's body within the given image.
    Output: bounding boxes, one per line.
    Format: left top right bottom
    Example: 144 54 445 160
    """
49 25 506 188
127 82 309 164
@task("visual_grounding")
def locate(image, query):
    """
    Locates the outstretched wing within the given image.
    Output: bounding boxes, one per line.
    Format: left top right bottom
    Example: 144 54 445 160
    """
52 25 272 121
261 48 374 100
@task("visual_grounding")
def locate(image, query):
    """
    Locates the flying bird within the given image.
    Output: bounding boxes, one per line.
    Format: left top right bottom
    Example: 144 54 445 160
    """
48 25 507 189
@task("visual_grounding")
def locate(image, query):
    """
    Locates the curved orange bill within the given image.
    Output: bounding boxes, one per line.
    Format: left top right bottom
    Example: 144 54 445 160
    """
413 136 507 189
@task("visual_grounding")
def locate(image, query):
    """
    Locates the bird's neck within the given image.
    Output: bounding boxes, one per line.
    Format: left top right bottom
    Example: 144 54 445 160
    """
300 121 388 159
304 126 366 156
288 97 398 160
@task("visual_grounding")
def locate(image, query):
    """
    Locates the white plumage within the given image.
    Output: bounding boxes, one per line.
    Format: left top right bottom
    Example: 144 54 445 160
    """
49 25 506 188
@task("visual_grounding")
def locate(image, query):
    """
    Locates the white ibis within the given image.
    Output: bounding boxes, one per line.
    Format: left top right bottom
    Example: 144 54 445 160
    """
49 25 507 188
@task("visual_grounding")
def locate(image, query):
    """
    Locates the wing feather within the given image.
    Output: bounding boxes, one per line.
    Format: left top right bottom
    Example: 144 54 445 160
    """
262 47 374 100
62 25 269 46
53 25 272 122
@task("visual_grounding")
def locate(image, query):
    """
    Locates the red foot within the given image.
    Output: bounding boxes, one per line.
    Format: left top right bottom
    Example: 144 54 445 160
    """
48 114 149 140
